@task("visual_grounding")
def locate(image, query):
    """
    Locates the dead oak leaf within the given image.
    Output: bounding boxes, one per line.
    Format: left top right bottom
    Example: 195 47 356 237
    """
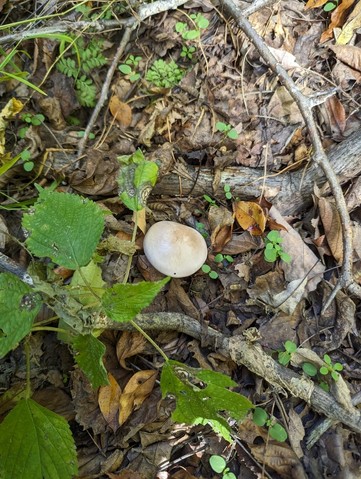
318 197 343 263
116 332 147 370
234 201 266 236
119 370 157 426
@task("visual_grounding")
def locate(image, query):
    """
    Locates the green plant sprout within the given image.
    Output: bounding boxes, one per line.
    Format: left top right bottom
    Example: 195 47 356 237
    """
209 455 236 479
264 231 291 263
119 55 142 82
19 149 34 172
195 221 209 239
224 184 232 200
18 112 45 139
145 59 184 88
324 0 338 11
202 264 219 279
216 121 238 140
181 45 196 60
253 407 288 442
56 36 107 106
214 253 234 265
320 354 343 381
203 194 217 206
175 12 209 40
278 340 297 366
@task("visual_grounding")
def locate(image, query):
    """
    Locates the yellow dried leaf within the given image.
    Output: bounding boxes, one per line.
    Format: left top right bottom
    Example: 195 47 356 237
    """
0 98 24 155
336 0 361 45
109 95 132 128
234 201 266 236
118 370 157 426
116 332 147 370
98 373 122 432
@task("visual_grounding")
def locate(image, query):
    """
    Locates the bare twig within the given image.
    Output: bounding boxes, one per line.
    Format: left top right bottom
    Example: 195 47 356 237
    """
218 0 361 307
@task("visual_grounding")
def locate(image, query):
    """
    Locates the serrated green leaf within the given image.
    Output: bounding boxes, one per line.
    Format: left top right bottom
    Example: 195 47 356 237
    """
0 398 78 479
102 277 169 323
72 334 108 388
284 340 297 353
196 369 237 388
0 273 42 358
118 149 158 211
160 361 253 442
278 351 291 366
22 190 104 269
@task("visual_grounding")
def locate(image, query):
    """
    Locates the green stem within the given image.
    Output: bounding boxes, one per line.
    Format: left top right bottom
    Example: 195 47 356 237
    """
24 339 31 399
122 209 138 284
31 326 69 334
130 319 169 362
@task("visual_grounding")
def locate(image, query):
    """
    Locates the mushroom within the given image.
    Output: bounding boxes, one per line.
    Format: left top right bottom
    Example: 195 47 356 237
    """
143 221 208 277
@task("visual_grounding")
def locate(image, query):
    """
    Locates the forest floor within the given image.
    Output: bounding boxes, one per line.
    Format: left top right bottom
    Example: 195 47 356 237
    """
1 0 361 478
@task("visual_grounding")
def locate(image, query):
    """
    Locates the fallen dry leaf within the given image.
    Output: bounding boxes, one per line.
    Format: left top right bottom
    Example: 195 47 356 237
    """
208 205 234 252
324 96 346 137
116 332 147 370
98 373 122 432
320 0 356 43
329 44 361 72
109 95 132 128
305 0 328 8
288 409 305 459
268 46 300 70
234 201 266 236
336 0 361 44
119 370 157 426
318 197 343 263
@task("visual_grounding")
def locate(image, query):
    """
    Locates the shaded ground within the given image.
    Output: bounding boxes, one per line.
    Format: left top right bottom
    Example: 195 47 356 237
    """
1 0 361 478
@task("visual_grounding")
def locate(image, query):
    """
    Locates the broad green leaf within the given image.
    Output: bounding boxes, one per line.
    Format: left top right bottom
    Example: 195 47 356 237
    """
102 277 169 323
70 260 105 306
119 64 132 74
269 423 288 442
0 398 78 479
72 334 108 388
209 455 226 473
284 340 297 353
117 149 158 212
302 362 318 377
22 190 104 269
0 273 42 358
252 407 268 426
160 361 253 442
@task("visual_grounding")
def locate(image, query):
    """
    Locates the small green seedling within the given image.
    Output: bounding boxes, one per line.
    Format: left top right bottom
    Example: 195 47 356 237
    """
278 340 297 366
320 354 343 381
195 221 209 239
214 253 234 266
145 59 184 88
20 149 34 172
119 55 142 82
77 131 95 140
224 184 232 200
324 0 338 11
202 264 218 279
203 194 217 207
216 121 238 140
18 113 45 139
209 455 236 479
180 45 196 60
253 407 288 442
264 231 291 263
175 13 209 40
302 362 318 377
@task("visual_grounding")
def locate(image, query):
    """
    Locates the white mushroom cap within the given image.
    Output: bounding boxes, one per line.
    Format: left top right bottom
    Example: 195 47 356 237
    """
143 221 208 277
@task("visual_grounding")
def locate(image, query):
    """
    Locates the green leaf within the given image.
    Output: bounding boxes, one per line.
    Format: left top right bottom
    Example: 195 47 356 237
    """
216 121 227 132
324 1 336 10
197 16 209 29
280 251 291 263
118 149 159 211
0 273 42 358
334 362 343 371
102 277 169 323
224 473 237 479
264 247 277 262
320 366 329 375
0 398 78 479
284 340 297 353
23 161 34 172
209 455 226 473
119 64 132 74
214 253 223 262
227 129 238 140
22 190 104 269
302 362 318 377
269 422 288 442
209 270 219 279
175 22 187 33
184 30 200 40
278 351 291 366
70 260 105 306
202 264 211 273
253 407 268 426
160 361 253 442
267 230 282 243
72 334 108 388
323 354 332 365
331 371 340 381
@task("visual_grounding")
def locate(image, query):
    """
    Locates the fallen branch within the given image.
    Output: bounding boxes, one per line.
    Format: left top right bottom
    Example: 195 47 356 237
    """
101 312 361 435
